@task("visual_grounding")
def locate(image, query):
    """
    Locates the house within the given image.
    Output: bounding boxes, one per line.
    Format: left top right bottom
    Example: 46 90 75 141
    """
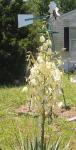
50 9 76 71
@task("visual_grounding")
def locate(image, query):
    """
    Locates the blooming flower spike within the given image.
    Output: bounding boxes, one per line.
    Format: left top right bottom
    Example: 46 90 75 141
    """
40 35 45 43
22 86 28 93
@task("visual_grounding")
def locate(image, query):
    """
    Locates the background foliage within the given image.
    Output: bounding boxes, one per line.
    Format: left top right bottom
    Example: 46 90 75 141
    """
56 0 76 13
0 0 76 84
0 0 43 84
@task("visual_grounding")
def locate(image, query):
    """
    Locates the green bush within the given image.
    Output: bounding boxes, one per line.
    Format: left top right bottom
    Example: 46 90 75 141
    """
0 0 42 84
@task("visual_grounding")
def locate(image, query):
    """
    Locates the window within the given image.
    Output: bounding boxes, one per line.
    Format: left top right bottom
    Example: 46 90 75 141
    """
64 27 69 51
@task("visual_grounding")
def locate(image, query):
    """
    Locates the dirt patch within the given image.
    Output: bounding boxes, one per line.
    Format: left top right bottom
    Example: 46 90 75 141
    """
15 105 76 121
53 106 76 120
15 105 38 117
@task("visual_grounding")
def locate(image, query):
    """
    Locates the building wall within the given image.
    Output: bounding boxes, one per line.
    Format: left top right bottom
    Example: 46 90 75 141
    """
49 17 64 51
49 11 76 71
50 12 76 52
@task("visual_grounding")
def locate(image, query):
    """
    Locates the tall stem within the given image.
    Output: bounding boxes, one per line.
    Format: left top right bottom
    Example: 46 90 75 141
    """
61 88 67 108
41 75 46 150
41 101 45 150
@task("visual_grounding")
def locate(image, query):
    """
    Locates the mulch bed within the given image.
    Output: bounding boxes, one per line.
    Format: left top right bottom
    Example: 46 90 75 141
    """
53 106 76 121
15 105 76 121
61 107 76 118
15 105 38 117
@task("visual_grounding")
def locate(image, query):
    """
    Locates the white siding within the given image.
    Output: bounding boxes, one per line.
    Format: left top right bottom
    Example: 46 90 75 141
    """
49 10 76 52
49 17 64 51
49 10 76 70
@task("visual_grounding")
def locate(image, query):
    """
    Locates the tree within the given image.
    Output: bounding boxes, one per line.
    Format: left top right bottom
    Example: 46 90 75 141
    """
57 0 76 13
27 0 51 15
0 0 42 84
0 0 56 84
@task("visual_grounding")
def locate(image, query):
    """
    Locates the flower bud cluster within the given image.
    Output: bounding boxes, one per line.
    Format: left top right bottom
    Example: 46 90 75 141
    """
22 35 63 113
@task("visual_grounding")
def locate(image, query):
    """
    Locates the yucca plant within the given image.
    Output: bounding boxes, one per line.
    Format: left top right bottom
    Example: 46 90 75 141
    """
12 128 70 150
13 135 70 150
23 34 63 150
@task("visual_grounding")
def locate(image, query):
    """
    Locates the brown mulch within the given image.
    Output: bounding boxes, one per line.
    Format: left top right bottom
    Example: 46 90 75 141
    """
15 105 38 117
15 105 76 121
15 105 30 114
53 106 76 119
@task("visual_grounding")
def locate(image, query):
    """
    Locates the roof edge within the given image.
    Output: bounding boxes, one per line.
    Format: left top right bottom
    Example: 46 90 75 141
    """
61 9 76 18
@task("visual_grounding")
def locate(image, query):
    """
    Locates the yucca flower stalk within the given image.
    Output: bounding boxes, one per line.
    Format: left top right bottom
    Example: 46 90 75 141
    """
24 33 63 149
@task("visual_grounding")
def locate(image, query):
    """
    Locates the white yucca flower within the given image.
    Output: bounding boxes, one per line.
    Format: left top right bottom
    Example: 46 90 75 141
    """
37 56 44 63
51 62 56 69
46 62 52 69
30 78 37 86
31 63 38 75
48 87 52 93
21 86 28 93
39 46 43 51
46 39 52 47
40 35 45 43
57 102 64 108
48 48 52 55
53 69 61 81
27 36 62 113
43 43 48 50
57 59 62 65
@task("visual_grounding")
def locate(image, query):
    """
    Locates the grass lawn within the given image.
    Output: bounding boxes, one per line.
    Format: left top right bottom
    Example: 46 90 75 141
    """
0 74 76 149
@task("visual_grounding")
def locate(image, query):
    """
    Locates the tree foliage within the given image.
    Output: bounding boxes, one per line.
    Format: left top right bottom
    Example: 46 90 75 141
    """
1 0 73 84
0 0 45 84
56 0 76 13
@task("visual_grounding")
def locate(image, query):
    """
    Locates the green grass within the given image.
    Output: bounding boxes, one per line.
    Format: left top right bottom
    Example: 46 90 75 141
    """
61 73 76 106
0 86 26 117
0 74 76 149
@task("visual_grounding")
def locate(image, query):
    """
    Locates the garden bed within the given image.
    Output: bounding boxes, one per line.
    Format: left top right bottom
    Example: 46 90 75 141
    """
15 104 76 122
54 106 76 121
